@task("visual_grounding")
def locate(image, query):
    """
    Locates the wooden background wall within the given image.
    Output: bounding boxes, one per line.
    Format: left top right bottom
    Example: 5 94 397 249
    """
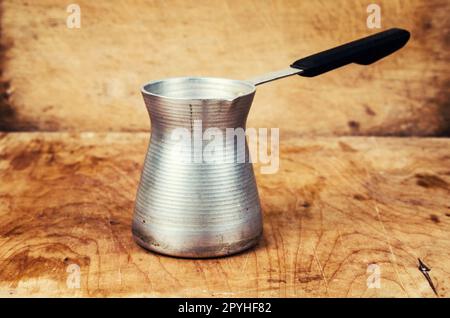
0 0 449 136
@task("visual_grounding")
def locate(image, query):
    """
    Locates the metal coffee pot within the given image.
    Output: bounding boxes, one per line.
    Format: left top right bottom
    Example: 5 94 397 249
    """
132 28 409 258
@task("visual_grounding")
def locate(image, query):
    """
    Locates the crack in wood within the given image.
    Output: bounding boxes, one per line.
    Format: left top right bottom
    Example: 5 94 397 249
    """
418 258 438 297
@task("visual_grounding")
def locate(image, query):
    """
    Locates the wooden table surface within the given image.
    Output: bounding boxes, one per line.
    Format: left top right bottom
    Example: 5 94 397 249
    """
0 132 449 297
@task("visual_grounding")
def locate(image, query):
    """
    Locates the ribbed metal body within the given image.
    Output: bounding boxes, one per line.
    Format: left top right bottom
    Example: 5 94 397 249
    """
132 77 262 258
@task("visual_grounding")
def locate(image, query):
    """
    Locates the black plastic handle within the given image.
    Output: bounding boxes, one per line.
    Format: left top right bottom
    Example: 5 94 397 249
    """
291 28 410 77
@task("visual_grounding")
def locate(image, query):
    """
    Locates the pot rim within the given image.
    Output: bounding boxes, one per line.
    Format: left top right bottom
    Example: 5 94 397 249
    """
141 76 256 102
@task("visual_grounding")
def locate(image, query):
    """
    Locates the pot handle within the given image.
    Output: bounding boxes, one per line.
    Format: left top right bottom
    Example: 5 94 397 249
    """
291 28 410 77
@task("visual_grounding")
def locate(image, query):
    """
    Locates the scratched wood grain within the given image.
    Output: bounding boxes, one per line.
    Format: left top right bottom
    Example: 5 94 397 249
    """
0 0 449 135
0 132 449 297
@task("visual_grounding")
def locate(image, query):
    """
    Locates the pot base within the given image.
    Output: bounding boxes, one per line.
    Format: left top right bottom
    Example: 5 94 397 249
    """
132 229 262 259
